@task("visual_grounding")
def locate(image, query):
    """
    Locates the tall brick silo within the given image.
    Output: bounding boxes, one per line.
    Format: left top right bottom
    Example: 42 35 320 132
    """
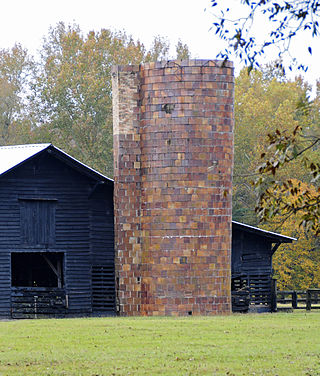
112 60 234 316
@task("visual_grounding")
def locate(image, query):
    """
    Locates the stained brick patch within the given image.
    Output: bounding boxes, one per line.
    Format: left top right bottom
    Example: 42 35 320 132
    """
112 60 234 316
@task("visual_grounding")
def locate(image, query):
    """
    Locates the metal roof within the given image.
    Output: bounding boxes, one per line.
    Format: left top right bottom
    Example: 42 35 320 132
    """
0 144 50 176
232 220 296 243
0 143 113 183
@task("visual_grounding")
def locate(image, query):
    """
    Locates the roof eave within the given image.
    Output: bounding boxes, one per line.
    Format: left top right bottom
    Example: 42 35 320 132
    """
232 220 296 243
47 145 113 184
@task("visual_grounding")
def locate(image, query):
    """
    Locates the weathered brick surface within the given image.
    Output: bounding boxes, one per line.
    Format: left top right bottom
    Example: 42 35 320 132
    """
112 60 234 316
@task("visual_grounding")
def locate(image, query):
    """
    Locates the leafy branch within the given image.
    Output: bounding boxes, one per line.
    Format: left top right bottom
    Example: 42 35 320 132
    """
211 0 320 73
254 124 320 234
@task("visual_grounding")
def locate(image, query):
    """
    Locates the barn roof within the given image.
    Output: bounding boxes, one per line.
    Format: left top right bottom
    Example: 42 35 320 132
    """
0 143 113 183
232 220 296 243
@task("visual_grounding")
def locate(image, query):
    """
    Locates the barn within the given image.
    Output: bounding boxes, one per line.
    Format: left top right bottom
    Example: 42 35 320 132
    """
0 143 295 318
0 144 115 318
231 221 295 312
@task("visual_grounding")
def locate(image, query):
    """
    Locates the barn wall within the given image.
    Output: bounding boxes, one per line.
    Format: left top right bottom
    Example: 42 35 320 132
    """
232 230 273 275
113 59 234 316
90 185 115 313
231 228 274 310
0 152 114 317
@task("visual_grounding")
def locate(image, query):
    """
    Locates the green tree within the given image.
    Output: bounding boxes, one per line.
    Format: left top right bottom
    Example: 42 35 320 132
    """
265 180 320 289
30 23 192 176
0 44 33 144
30 23 148 176
146 35 170 61
233 66 315 224
211 1 320 234
175 39 191 60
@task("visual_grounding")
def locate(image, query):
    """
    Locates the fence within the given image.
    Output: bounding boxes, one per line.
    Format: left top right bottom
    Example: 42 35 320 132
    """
277 289 320 311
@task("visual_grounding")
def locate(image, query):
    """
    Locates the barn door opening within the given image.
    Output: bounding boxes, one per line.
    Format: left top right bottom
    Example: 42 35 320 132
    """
11 252 66 318
11 252 64 287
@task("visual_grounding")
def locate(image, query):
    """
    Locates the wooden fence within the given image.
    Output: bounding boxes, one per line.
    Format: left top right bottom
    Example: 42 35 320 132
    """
277 289 320 311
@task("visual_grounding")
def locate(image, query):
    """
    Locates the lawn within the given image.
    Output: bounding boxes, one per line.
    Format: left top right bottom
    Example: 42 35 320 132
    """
0 312 319 375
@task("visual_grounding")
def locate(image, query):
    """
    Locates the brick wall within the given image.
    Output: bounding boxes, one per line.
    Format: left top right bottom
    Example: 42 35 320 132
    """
112 59 234 316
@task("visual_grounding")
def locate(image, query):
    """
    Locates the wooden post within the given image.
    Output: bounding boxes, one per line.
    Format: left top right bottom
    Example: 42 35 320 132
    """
42 255 62 288
292 291 298 309
271 278 277 312
57 259 62 288
306 290 312 311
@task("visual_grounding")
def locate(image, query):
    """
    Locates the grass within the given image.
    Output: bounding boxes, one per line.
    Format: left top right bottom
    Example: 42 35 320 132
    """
0 312 320 375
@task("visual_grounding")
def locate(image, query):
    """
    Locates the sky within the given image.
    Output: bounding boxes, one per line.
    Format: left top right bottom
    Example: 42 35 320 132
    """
1 0 219 57
0 0 319 89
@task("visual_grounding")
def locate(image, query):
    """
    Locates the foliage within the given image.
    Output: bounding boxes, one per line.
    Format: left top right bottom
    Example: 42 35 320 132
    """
29 23 192 176
211 1 320 237
254 112 320 234
0 44 34 145
232 66 314 224
211 0 320 73
30 23 148 176
145 35 170 61
274 227 320 290
0 314 320 375
175 39 191 60
261 181 320 289
233 66 320 288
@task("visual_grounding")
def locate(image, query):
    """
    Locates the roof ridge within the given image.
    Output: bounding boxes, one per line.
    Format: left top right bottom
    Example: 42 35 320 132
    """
0 143 51 150
0 143 113 183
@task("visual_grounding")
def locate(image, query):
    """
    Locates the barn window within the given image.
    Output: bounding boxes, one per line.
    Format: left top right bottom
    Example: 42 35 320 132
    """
19 199 56 247
11 252 64 288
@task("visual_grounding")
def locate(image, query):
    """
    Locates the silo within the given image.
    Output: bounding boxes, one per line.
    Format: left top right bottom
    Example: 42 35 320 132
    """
112 60 234 316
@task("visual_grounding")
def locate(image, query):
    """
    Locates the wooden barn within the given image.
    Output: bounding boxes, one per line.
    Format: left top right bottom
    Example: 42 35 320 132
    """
231 221 295 312
0 144 115 318
0 143 295 318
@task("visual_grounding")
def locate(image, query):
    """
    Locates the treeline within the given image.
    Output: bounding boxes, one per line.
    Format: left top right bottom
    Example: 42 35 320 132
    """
1 22 319 290
233 66 320 290
0 22 191 176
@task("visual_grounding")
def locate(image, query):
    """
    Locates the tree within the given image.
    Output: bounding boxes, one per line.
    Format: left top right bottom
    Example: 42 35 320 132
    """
232 66 315 224
211 1 320 234
211 0 320 73
255 122 320 234
0 44 33 144
30 23 192 176
30 23 149 176
253 73 320 234
264 181 320 290
175 39 191 60
146 35 170 61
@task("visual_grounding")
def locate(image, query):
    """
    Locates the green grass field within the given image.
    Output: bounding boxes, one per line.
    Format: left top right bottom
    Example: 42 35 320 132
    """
0 312 319 375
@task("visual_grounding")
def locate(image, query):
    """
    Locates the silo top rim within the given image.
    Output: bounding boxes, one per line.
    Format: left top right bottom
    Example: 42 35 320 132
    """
112 59 234 73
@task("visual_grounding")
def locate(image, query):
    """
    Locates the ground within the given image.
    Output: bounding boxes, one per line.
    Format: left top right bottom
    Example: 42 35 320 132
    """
0 312 319 375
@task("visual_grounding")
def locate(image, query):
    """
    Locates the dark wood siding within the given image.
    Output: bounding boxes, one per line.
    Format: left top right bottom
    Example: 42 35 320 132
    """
231 228 274 311
0 151 115 317
232 230 273 276
90 185 115 313
20 199 56 247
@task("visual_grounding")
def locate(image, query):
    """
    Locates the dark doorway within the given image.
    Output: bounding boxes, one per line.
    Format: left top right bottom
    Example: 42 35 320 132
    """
11 252 64 288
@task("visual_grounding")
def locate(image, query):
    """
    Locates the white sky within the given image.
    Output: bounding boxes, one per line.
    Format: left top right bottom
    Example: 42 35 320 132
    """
0 0 319 89
0 0 219 57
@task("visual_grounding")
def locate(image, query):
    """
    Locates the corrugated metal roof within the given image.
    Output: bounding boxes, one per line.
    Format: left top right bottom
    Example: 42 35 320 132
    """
232 220 296 242
0 143 113 182
0 143 51 176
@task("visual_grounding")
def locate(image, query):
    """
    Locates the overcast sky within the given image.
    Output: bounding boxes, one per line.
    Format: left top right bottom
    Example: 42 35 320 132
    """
1 0 319 88
1 0 219 56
